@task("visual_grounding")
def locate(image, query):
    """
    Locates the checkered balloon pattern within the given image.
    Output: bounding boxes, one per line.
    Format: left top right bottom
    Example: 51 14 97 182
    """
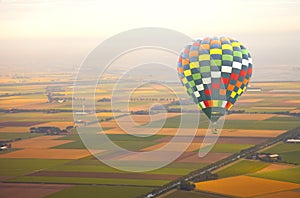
177 37 252 122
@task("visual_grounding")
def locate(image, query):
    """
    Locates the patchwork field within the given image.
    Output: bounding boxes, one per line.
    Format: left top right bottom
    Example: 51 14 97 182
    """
0 80 299 197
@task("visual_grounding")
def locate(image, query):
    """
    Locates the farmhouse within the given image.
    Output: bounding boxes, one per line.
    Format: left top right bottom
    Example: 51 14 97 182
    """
286 139 300 143
258 153 281 162
247 153 282 162
0 141 11 151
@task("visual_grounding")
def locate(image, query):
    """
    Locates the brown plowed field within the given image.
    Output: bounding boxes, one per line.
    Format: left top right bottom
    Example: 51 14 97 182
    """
0 148 92 159
0 121 47 127
0 183 72 198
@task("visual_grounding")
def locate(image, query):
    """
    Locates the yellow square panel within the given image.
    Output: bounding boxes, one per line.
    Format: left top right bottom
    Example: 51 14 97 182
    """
213 100 219 106
231 91 237 98
210 49 222 55
237 88 243 95
190 62 199 68
231 42 240 47
222 44 233 50
184 70 191 76
199 54 210 61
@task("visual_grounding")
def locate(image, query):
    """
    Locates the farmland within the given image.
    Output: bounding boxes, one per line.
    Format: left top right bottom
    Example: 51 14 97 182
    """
195 176 300 197
215 160 269 178
46 186 153 198
0 76 300 198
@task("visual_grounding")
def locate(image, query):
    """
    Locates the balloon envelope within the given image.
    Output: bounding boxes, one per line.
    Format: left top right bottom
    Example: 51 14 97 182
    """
177 37 252 122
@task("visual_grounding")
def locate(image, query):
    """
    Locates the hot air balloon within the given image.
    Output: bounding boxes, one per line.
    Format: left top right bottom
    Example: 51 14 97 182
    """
177 36 252 131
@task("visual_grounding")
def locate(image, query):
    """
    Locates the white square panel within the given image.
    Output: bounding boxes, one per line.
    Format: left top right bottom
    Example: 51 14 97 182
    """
232 61 242 69
211 71 221 78
202 77 211 84
196 84 204 91
221 66 232 73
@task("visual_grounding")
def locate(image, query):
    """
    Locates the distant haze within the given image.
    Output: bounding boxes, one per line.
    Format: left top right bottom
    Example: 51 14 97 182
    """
0 0 299 81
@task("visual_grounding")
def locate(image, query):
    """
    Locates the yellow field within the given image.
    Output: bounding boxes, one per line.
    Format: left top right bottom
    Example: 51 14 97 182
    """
238 99 263 103
96 112 122 117
34 121 74 129
0 127 29 133
286 100 300 104
257 164 295 173
0 148 92 159
225 114 274 121
0 98 47 108
103 128 285 138
250 106 296 110
255 191 300 198
100 113 179 128
195 176 300 197
128 102 169 111
11 136 73 149
141 142 209 152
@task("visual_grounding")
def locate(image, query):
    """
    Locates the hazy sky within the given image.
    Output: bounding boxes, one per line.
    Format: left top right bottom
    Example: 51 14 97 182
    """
0 0 300 80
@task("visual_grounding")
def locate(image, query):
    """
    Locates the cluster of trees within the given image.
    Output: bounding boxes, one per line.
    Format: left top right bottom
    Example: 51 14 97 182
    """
30 126 74 135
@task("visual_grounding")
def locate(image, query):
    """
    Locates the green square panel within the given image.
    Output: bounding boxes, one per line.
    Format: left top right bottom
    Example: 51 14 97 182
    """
200 66 211 73
222 54 233 61
210 60 222 66
233 51 242 58
192 73 201 80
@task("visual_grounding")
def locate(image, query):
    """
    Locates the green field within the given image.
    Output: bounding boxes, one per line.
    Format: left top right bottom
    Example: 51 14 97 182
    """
280 151 300 164
251 167 300 184
264 142 300 153
199 143 253 153
0 132 42 140
54 134 165 151
216 160 269 178
146 114 300 130
263 142 300 164
0 158 70 176
9 176 169 186
164 190 222 198
1 81 300 198
48 157 206 176
46 185 154 198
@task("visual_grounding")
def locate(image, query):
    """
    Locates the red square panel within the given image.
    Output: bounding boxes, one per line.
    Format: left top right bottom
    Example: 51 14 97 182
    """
240 70 246 77
221 77 230 84
247 68 252 75
230 73 239 81
225 102 232 109
212 83 220 89
205 89 212 96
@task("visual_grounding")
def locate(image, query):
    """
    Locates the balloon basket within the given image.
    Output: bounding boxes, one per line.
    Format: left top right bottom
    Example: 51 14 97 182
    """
198 114 226 157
